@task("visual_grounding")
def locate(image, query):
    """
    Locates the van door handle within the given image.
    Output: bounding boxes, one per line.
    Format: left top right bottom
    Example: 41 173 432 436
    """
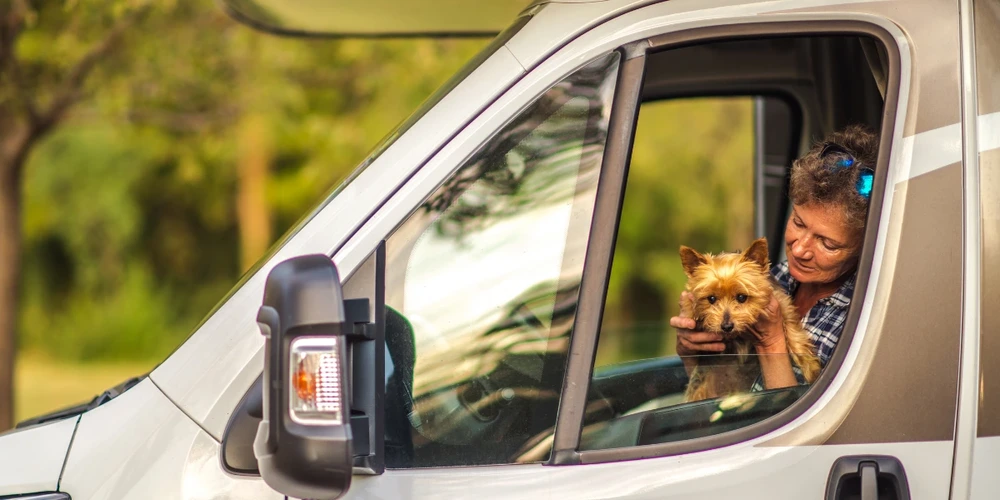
825 455 911 500
859 462 877 500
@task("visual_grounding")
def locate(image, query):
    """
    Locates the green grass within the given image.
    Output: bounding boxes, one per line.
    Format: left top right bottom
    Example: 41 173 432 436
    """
15 353 157 423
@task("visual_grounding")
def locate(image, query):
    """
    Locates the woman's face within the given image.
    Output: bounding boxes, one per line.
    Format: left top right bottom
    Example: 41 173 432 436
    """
784 203 862 285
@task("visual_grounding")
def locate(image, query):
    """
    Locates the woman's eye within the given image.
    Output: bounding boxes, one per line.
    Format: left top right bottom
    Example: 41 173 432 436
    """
736 294 747 303
707 295 717 304
793 218 805 228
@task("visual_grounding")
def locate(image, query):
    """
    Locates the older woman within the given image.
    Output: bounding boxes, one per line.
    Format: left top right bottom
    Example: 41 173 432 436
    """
669 124 880 390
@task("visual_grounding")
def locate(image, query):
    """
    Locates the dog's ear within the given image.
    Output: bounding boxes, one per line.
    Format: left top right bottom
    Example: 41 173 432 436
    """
741 237 770 269
679 246 708 277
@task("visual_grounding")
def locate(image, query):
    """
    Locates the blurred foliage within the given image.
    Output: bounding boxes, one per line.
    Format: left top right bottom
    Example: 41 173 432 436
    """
14 0 753 376
16 0 488 363
597 98 754 367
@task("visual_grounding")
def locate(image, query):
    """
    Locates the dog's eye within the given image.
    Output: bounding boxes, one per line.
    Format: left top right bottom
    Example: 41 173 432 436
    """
736 294 748 303
707 295 717 304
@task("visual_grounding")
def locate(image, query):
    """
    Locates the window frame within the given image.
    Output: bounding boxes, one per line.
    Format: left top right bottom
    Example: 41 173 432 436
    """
548 20 902 466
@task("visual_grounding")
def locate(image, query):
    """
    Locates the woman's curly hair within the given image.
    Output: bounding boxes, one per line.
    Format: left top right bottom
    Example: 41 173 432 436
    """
789 124 880 232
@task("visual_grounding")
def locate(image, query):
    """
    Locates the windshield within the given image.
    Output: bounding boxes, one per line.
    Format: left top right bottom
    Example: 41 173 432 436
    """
300 14 531 227
13 10 534 433
182 14 533 337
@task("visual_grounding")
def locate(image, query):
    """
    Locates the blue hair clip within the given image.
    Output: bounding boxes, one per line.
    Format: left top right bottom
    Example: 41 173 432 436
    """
820 142 874 198
855 168 874 198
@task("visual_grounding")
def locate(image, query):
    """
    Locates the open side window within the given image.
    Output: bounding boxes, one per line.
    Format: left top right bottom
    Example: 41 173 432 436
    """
549 25 898 464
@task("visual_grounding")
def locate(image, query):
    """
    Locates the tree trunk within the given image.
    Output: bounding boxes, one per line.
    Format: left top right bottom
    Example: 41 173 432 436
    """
1 9 29 430
0 148 24 431
236 114 272 271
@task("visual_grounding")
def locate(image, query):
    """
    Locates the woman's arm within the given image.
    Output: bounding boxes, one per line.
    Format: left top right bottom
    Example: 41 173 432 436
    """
752 295 799 389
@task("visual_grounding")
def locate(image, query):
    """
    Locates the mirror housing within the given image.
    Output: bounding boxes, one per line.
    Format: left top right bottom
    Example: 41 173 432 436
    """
253 254 352 500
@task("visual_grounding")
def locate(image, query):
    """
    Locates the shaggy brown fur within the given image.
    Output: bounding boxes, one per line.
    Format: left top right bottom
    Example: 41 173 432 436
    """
679 238 820 402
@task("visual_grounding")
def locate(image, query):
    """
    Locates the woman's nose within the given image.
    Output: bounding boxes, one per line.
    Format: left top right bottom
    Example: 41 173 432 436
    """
791 237 811 258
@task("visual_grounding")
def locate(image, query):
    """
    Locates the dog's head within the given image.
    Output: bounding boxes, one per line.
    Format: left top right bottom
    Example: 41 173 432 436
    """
679 238 773 340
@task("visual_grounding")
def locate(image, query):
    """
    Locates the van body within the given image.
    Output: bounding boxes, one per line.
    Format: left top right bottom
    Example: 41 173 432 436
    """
1 0 997 498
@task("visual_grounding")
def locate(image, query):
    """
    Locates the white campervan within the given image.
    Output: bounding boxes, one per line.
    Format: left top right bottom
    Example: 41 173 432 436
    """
2 0 998 498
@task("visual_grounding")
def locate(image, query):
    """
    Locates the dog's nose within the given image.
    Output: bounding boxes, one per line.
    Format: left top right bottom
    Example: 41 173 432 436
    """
721 322 734 333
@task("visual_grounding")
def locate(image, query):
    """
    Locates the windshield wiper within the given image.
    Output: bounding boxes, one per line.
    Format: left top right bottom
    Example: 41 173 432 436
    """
14 375 146 429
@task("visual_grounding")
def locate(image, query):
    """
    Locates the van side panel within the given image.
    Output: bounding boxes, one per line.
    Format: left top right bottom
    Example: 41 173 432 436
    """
971 3 1000 498
973 146 1000 499
974 0 1000 439
977 149 1000 439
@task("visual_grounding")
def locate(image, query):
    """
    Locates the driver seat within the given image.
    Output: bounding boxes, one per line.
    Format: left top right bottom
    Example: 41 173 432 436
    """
383 305 416 466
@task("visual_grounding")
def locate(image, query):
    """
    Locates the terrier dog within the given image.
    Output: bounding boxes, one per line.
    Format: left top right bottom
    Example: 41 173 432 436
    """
678 237 820 402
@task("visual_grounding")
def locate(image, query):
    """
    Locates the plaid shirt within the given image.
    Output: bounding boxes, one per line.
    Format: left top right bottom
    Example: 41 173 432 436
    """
750 261 855 391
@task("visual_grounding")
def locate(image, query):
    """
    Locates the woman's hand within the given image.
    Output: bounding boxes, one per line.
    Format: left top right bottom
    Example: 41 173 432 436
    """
750 294 788 354
751 294 798 389
670 291 725 355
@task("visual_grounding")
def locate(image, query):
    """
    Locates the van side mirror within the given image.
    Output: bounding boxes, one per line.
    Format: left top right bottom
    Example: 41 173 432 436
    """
253 254 353 500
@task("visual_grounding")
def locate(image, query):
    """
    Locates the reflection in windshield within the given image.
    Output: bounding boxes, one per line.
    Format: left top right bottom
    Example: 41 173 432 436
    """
383 53 620 467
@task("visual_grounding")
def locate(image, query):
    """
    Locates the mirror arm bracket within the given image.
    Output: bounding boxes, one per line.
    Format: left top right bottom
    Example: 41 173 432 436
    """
344 298 375 340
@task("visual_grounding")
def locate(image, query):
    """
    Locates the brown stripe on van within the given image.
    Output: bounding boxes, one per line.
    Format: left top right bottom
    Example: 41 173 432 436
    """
761 162 963 447
976 0 1000 115
979 149 1000 437
779 0 961 137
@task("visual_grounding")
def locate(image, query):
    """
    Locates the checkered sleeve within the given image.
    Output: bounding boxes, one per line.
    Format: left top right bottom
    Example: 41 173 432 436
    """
804 307 844 367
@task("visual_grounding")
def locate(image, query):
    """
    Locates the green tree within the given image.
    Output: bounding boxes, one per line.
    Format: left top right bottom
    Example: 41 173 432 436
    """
5 0 488 427
0 0 153 430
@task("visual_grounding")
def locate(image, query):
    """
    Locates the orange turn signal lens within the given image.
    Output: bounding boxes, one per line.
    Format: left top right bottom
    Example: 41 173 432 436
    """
288 337 343 425
293 363 316 402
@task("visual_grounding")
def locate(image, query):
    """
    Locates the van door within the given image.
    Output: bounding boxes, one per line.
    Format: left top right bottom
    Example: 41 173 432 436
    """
314 1 966 499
